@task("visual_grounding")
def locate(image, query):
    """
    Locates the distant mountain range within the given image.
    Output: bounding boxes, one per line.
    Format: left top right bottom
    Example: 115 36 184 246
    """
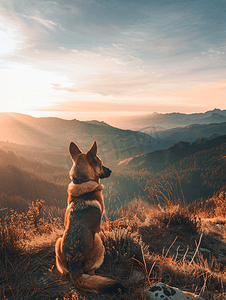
0 110 226 169
0 115 226 214
108 109 226 131
0 113 158 166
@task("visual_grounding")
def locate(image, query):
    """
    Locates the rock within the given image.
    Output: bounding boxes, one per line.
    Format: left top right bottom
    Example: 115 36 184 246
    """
143 282 204 300
199 247 211 253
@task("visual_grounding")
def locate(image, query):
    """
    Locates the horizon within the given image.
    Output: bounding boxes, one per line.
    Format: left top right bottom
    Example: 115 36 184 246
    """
21 106 226 122
0 107 224 124
0 0 226 120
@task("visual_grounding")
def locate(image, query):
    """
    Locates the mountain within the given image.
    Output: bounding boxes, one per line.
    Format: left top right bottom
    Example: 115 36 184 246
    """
107 109 226 131
1 111 225 168
119 134 226 172
147 121 226 149
0 113 158 166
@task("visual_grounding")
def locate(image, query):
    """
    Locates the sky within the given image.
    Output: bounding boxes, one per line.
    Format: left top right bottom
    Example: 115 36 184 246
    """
0 0 226 121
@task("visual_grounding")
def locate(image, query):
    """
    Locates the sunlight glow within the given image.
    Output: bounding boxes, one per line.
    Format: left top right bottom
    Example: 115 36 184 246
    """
0 20 22 56
0 64 71 113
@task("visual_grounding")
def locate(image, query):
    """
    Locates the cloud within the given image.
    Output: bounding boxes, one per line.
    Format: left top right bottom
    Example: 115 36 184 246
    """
0 8 25 56
0 0 226 119
151 80 226 108
201 47 225 60
72 73 165 97
49 67 169 98
0 1 63 51
0 25 20 56
51 83 61 87
23 15 58 30
36 100 154 112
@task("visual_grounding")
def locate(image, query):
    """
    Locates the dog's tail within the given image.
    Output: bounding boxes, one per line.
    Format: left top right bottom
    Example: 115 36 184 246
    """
70 272 124 294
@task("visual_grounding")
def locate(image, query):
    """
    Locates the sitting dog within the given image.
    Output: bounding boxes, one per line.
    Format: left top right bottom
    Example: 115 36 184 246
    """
55 141 123 293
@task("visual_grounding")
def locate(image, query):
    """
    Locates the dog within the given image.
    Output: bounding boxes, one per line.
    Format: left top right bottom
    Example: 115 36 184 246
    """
55 141 123 294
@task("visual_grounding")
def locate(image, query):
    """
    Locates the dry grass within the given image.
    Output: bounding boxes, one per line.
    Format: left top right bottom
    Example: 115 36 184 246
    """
1 192 226 299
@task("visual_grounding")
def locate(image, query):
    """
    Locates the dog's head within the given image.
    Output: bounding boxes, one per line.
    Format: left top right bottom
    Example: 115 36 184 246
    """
69 140 111 184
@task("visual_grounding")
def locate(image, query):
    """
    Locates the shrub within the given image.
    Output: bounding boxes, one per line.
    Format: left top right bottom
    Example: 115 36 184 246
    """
157 206 201 234
100 228 145 264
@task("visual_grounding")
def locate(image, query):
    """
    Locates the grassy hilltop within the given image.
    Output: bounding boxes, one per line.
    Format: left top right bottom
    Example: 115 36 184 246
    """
1 190 226 299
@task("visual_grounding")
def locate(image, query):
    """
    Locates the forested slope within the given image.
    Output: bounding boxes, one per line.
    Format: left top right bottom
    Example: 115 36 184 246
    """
103 135 226 217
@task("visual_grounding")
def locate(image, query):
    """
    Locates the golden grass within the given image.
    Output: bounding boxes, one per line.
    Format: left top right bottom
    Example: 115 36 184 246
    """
1 192 226 299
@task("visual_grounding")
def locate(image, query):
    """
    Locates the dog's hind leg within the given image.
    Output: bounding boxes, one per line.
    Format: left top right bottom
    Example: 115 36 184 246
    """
87 233 105 274
55 237 68 275
80 232 105 275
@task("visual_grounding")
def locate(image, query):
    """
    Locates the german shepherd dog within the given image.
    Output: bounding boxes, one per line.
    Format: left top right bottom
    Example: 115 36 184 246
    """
55 141 123 294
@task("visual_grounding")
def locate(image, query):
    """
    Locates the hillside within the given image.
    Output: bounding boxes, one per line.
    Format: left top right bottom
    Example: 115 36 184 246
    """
1 133 225 217
108 108 226 131
0 164 67 208
0 113 158 166
0 149 68 210
0 148 67 177
103 135 226 215
119 134 226 172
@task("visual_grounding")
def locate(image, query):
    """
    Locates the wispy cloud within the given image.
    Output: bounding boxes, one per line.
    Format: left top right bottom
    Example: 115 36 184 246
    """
36 100 153 112
23 15 58 30
152 80 226 107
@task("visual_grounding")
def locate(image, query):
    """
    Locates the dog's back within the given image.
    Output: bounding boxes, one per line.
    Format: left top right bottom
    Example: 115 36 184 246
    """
55 141 123 294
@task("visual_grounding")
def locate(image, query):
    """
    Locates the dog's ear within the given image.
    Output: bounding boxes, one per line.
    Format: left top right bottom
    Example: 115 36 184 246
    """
87 140 97 159
69 142 82 160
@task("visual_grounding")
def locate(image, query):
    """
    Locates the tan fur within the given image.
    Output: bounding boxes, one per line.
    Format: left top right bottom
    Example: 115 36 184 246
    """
55 141 123 294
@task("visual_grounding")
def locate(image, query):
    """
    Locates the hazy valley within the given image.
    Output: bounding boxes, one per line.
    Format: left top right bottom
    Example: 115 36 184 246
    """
0 112 157 166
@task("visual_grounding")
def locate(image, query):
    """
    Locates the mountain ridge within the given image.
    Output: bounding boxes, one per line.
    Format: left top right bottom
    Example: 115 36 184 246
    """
148 121 226 149
107 108 226 131
0 112 158 165
1 110 226 168
118 134 226 173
